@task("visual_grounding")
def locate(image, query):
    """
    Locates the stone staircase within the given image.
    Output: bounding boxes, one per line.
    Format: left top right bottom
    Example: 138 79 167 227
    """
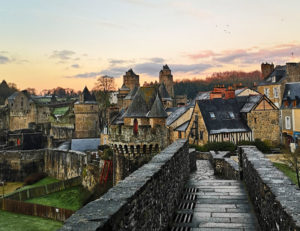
170 160 260 231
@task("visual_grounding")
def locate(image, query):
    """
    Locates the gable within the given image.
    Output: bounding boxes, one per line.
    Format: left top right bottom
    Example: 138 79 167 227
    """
253 98 277 111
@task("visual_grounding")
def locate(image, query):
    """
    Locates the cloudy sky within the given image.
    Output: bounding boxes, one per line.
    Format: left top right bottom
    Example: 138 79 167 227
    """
1 0 300 92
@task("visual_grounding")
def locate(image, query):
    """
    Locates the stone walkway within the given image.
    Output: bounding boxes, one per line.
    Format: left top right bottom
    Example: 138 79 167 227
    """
171 160 260 231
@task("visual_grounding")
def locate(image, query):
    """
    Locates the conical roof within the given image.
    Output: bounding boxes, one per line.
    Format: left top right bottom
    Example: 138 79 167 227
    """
159 83 171 100
123 88 149 118
146 94 168 118
124 86 138 100
82 86 95 102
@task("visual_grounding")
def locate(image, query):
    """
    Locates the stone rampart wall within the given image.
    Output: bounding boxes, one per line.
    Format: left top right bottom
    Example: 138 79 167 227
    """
239 146 300 230
61 139 190 231
0 149 44 181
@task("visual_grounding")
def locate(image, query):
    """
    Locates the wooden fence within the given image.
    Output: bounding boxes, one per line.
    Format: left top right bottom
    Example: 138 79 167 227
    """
0 199 74 221
4 176 81 201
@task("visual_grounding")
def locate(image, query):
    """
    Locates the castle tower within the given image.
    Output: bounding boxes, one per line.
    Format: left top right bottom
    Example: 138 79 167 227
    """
123 69 140 91
74 87 99 138
159 65 174 98
261 63 275 79
286 62 300 82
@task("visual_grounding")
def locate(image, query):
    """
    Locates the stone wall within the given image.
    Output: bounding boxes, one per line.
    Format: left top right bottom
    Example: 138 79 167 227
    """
0 148 103 192
0 149 44 181
44 149 87 180
195 151 239 180
247 109 280 143
239 146 300 230
61 139 190 231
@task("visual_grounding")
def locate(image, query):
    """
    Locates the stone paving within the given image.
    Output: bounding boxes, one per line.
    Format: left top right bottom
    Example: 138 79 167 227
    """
171 160 260 231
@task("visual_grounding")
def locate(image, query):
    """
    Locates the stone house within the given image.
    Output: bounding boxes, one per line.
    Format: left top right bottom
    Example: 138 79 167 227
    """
280 82 300 145
167 86 280 145
239 95 280 143
109 86 169 184
188 98 252 145
258 62 300 108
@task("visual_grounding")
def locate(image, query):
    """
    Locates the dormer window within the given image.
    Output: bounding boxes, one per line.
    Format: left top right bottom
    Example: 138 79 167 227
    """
209 112 216 119
284 100 288 107
272 76 276 83
288 90 291 96
228 112 235 119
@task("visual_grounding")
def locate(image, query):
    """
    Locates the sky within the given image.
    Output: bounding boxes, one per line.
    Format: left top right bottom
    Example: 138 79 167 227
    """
1 0 300 92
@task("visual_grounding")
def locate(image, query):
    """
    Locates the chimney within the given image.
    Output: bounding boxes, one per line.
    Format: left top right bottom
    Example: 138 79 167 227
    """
261 63 274 79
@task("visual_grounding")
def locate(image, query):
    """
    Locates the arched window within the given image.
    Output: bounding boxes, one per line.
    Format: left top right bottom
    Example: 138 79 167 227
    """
143 145 147 154
133 119 138 135
130 145 134 154
137 145 140 154
154 144 159 153
124 145 128 153
149 144 153 153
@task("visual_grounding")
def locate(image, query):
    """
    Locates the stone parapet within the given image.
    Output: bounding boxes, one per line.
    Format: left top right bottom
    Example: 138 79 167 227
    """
61 139 189 231
239 146 300 230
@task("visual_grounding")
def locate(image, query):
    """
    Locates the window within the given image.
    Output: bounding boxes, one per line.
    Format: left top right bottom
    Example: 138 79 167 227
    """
228 112 235 119
254 118 257 124
264 88 270 98
285 116 291 129
133 119 138 135
273 87 279 99
272 76 276 83
199 131 203 140
209 112 216 119
178 131 182 138
293 100 297 107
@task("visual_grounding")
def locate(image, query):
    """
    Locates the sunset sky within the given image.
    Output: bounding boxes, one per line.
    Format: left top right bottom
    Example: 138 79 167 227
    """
1 0 300 92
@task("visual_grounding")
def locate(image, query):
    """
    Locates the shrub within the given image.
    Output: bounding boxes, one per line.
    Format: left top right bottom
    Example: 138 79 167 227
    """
101 148 113 160
191 142 236 153
237 139 272 153
24 172 47 185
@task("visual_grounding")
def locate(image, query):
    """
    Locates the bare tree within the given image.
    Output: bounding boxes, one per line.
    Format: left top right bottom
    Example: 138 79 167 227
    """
284 147 300 188
25 88 36 95
94 75 115 93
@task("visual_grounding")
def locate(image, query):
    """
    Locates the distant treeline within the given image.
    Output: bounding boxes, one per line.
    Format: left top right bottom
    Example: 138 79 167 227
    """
174 70 262 99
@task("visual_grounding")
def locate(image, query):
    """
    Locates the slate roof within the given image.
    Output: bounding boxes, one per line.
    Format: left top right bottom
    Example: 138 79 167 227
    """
197 98 250 135
123 88 149 118
281 82 300 109
158 83 172 100
195 92 210 100
124 86 138 100
175 120 190 132
120 84 130 91
240 95 263 113
71 138 100 152
146 94 168 118
82 86 96 102
166 105 192 126
165 107 178 114
111 108 125 125
258 65 287 86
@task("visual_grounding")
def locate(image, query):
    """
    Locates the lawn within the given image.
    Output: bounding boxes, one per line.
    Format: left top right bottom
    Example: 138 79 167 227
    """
273 162 299 186
0 210 62 231
26 185 91 211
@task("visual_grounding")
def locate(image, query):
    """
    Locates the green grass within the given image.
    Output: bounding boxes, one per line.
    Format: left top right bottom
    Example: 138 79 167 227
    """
15 177 60 192
0 210 62 231
273 162 299 186
26 186 91 211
